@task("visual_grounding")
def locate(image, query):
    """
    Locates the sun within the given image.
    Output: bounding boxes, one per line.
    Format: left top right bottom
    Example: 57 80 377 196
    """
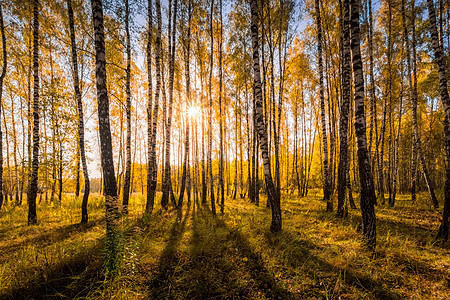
187 106 201 119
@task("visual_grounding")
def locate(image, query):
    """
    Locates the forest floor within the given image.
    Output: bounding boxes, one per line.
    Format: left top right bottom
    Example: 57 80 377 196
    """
0 191 449 299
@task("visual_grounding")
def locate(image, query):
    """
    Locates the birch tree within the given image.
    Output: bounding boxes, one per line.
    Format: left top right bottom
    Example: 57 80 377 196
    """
67 0 90 223
250 0 281 232
350 0 376 249
426 0 450 241
91 0 120 273
28 0 40 225
122 0 132 214
0 1 6 212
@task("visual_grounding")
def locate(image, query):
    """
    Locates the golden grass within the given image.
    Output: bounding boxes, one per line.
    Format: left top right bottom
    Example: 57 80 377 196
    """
0 191 448 299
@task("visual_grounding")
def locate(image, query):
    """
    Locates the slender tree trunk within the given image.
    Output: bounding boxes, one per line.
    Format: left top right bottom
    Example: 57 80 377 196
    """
426 0 450 241
75 146 80 198
2 106 10 206
350 0 377 250
337 0 351 217
58 139 63 202
315 0 332 212
11 98 19 204
386 0 393 206
91 0 119 273
147 0 162 213
178 0 191 208
411 1 439 209
347 87 356 210
122 0 132 214
239 97 245 200
27 41 32 206
255 125 260 205
28 0 39 225
247 89 254 202
208 0 216 215
19 94 26 206
218 0 225 214
199 33 207 205
368 0 377 183
235 91 240 199
250 0 281 232
49 63 57 204
0 3 5 212
392 88 402 207
146 0 153 211
68 0 90 223
161 0 178 210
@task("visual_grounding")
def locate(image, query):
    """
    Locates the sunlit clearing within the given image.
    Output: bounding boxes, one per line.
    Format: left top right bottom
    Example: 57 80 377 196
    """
187 106 201 119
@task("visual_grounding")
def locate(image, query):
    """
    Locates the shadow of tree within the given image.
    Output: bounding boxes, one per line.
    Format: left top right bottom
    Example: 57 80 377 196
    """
312 207 443 247
141 202 294 299
0 238 105 300
185 204 293 299
146 205 191 298
0 216 105 257
390 252 450 283
263 230 403 299
0 215 153 299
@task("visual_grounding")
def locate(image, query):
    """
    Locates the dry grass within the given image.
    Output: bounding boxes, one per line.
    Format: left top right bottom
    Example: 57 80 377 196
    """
0 191 448 299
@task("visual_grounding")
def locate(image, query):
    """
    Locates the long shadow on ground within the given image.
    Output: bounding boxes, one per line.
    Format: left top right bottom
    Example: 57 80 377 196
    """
0 216 105 258
263 230 403 299
304 203 446 249
0 215 152 300
146 204 191 298
0 238 104 300
144 202 294 299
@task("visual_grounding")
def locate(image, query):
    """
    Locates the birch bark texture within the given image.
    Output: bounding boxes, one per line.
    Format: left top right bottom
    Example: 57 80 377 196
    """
146 0 153 212
67 0 90 223
122 0 132 214
250 0 282 233
0 2 6 212
28 0 40 225
426 0 450 241
91 0 119 272
337 0 351 217
350 0 377 249
147 0 162 213
314 0 332 213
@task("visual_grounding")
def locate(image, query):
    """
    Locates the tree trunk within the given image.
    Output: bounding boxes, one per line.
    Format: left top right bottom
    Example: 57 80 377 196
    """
337 0 351 217
426 0 450 241
0 3 5 212
315 0 332 212
199 31 207 205
218 0 225 214
91 0 119 273
247 89 254 202
386 0 393 206
58 140 63 203
178 0 191 208
409 1 439 209
122 0 132 214
368 0 378 191
161 0 178 210
146 0 153 210
75 146 80 198
350 0 377 250
28 0 39 225
68 0 90 223
208 0 216 215
250 0 281 232
147 0 162 213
